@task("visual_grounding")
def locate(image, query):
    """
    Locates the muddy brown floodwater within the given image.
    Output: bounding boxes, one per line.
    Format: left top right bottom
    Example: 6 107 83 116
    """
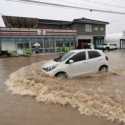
0 51 125 125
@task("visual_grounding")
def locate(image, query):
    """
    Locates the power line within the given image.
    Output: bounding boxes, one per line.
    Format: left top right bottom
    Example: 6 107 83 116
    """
58 0 125 10
5 0 125 15
80 0 125 9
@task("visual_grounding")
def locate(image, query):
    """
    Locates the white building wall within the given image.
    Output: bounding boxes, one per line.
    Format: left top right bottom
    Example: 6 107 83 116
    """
1 41 16 52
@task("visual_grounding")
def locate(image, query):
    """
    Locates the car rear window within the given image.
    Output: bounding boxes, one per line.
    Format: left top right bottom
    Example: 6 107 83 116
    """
88 51 101 59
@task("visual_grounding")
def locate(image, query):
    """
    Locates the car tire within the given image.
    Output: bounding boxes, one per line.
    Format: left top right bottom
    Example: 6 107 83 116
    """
107 47 110 51
99 66 108 72
55 72 67 79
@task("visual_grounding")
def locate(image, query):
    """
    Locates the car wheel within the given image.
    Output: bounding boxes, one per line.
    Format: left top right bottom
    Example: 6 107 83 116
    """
99 66 108 72
107 47 110 51
56 72 67 79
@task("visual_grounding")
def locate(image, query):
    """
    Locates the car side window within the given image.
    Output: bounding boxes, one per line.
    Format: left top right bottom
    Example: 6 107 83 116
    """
88 51 101 59
68 52 86 63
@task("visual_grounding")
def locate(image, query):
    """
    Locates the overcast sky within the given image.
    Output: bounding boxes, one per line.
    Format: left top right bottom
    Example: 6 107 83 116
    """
0 0 125 35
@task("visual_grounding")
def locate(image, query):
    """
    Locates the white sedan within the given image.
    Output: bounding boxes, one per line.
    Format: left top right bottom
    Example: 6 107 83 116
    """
42 49 109 78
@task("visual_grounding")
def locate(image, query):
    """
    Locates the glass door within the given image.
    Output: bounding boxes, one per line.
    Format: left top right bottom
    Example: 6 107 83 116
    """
17 42 30 55
0 40 1 51
17 43 24 55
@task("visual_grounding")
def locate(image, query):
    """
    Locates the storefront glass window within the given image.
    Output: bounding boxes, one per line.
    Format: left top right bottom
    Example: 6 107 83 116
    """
17 43 23 49
0 37 75 53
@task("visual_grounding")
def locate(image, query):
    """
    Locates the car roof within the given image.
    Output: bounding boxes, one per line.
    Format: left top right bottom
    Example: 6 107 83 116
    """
70 49 102 53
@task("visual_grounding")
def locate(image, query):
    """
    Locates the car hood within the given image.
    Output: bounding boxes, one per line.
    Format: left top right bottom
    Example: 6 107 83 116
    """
42 60 60 68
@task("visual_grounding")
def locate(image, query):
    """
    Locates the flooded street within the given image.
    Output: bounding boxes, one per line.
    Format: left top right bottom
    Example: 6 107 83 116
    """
0 51 125 125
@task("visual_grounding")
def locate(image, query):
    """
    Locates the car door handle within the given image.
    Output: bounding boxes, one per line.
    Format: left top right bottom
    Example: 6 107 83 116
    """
83 61 87 63
98 59 103 61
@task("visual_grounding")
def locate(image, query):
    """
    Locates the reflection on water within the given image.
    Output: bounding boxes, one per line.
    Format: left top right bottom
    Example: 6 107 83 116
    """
5 50 125 124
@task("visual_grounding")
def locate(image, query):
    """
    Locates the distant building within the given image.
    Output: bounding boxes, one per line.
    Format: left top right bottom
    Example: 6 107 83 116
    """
106 32 125 49
0 15 109 55
120 31 125 49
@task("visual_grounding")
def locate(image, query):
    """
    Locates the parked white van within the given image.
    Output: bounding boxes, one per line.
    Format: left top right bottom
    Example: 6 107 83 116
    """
42 49 109 78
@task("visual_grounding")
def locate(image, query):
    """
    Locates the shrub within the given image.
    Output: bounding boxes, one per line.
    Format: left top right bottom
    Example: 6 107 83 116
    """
23 48 32 57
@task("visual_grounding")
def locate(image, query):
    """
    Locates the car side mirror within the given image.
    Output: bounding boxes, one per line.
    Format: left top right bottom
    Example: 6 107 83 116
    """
69 59 74 64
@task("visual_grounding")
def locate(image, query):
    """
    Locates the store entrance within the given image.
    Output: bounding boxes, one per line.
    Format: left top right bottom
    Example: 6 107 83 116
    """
77 39 91 49
0 41 1 51
17 42 29 55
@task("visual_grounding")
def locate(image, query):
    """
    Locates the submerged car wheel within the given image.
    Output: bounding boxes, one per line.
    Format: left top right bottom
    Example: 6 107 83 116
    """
99 66 108 72
55 72 67 79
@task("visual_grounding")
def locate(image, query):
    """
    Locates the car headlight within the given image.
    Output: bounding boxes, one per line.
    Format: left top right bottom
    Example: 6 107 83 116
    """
43 65 56 72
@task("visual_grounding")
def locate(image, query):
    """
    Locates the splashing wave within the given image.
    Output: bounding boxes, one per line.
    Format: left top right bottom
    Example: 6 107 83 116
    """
5 61 125 123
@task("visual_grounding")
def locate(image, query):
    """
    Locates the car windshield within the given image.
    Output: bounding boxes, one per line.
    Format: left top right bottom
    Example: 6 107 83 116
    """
54 52 75 62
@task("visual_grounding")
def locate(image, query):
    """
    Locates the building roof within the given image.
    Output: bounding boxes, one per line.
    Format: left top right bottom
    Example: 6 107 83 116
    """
38 19 71 25
2 16 39 28
73 17 109 25
2 15 109 28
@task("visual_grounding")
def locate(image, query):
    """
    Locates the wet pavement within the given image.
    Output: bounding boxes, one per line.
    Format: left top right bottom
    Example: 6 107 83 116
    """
0 51 125 125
